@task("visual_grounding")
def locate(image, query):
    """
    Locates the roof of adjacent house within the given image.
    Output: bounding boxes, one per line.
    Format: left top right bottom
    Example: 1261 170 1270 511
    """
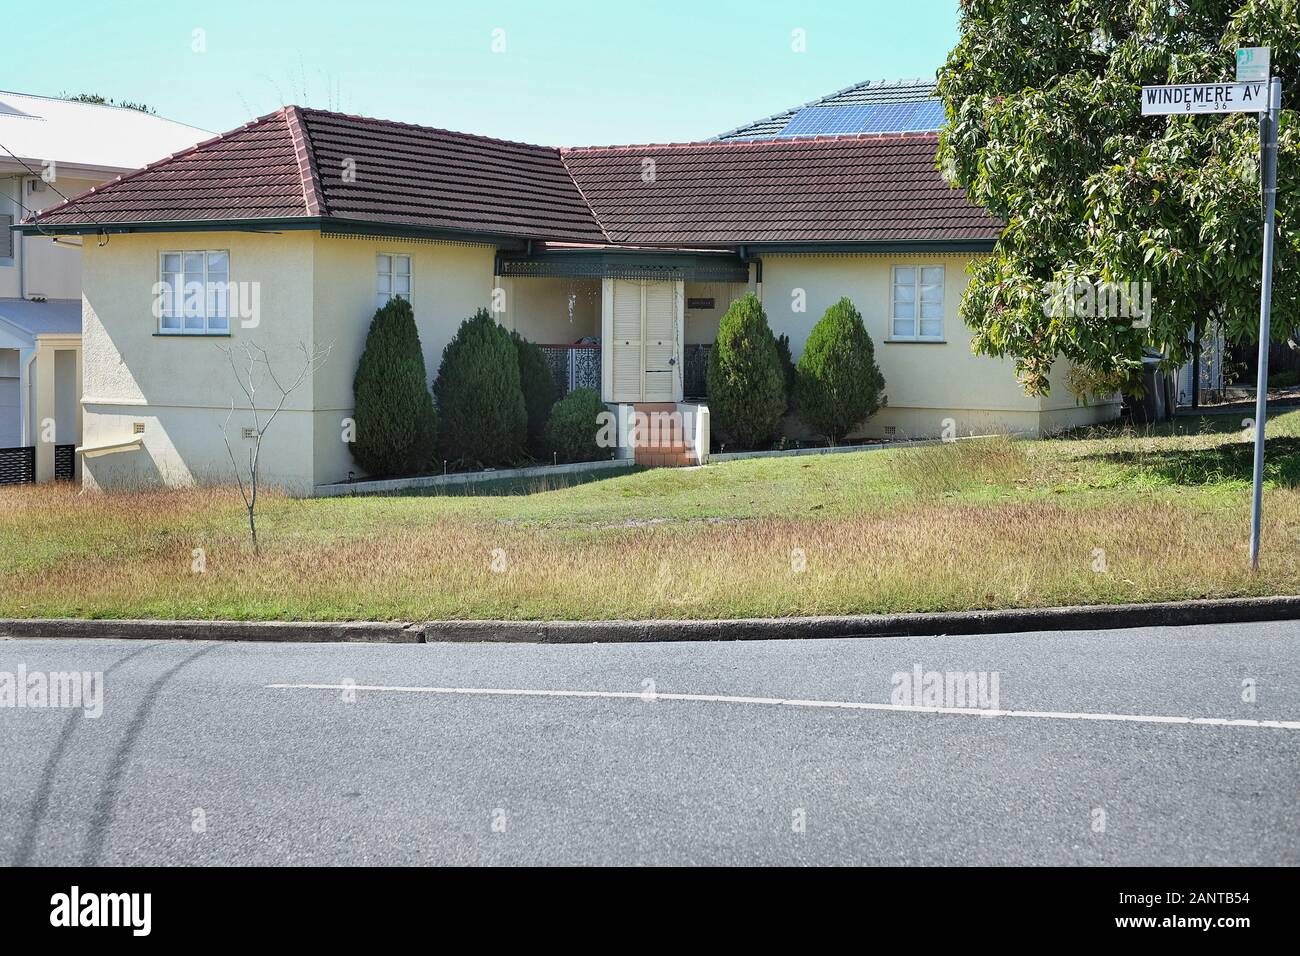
0 90 209 172
0 297 81 337
561 133 999 245
23 104 999 248
714 78 940 141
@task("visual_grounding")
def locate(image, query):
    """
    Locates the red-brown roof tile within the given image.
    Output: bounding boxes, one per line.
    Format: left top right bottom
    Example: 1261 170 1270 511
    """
559 133 1000 245
25 110 1000 248
299 108 604 242
29 109 311 226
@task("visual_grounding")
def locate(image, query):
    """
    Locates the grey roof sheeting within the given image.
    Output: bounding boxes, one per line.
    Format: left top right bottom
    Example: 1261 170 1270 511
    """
715 78 939 141
0 297 81 336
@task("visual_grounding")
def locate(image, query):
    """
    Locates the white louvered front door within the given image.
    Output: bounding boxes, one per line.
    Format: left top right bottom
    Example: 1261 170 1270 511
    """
604 279 683 403
611 280 644 403
643 282 676 401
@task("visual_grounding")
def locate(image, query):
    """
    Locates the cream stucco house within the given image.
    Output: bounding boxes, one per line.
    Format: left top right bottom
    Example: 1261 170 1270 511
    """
19 96 1119 495
1 90 207 483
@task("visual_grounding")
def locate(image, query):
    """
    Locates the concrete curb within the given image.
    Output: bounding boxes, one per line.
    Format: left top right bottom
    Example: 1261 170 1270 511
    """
417 595 1300 643
0 619 422 643
1 595 1299 644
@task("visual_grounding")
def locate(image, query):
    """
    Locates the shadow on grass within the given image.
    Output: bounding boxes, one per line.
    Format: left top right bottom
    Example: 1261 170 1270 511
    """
392 464 640 498
1096 436 1300 487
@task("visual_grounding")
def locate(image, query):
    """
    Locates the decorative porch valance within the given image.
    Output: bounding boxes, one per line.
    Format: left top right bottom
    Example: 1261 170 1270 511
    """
496 251 749 284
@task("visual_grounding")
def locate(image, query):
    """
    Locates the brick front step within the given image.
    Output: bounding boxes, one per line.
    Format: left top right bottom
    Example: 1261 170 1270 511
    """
631 402 696 467
635 451 697 468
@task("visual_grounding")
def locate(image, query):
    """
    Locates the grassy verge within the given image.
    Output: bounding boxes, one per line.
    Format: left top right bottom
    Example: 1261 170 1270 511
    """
3 412 1300 621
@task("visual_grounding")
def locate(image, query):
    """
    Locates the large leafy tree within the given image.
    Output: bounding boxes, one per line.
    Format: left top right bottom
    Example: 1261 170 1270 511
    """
937 0 1300 396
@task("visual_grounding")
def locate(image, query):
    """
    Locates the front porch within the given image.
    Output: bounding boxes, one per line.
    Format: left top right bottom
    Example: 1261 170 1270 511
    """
495 247 746 404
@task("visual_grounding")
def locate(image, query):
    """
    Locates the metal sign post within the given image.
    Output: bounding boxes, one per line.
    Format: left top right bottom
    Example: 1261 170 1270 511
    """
1249 76 1283 569
1142 59 1283 568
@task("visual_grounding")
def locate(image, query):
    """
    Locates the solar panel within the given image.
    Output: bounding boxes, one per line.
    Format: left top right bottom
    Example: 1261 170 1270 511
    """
776 99 943 137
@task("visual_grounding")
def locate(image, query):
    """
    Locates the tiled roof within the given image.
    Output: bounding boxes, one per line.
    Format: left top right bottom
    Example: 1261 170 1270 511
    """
716 78 939 141
560 133 1000 245
26 106 999 247
27 106 606 242
297 109 604 242
26 109 313 226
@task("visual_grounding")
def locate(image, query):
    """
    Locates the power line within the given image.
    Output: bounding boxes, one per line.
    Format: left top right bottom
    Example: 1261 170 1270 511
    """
0 139 110 234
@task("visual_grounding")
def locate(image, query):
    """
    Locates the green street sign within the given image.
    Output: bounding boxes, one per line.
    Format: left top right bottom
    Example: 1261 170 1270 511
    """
1237 47 1270 82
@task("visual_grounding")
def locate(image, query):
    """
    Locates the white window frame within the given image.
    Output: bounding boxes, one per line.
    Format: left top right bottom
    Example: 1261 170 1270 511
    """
889 263 945 342
376 253 412 311
157 250 230 335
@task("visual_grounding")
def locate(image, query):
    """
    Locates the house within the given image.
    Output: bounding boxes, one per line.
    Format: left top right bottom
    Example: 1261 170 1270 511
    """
17 96 1120 495
0 91 208 483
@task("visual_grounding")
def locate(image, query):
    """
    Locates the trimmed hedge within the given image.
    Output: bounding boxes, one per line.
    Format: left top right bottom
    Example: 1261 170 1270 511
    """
433 309 527 468
543 388 609 463
350 297 437 476
513 331 559 457
706 293 786 449
794 297 886 443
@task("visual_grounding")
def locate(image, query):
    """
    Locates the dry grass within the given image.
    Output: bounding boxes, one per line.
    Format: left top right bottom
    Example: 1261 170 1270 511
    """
3 413 1300 621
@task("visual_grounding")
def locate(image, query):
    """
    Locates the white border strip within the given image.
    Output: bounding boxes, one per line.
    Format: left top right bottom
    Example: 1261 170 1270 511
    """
264 683 1300 730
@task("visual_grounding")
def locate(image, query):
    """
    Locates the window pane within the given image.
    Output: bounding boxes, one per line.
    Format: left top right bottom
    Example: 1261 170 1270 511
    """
920 300 943 319
893 266 915 285
207 314 230 333
393 275 410 295
376 274 391 294
919 318 943 338
376 254 391 275
158 274 179 317
376 293 389 311
396 291 410 302
182 277 205 318
207 251 229 272
894 283 915 304
893 318 915 337
920 266 944 285
208 283 229 319
160 313 181 331
394 256 410 275
920 283 943 304
184 313 205 331
162 253 182 273
183 253 205 273
893 300 914 320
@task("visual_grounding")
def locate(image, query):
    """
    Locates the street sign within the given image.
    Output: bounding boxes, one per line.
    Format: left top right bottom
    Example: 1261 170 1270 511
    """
1237 47 1270 82
1141 81 1269 115
1142 53 1282 568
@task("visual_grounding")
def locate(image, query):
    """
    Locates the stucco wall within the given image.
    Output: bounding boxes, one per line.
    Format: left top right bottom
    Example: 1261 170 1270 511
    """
505 276 600 344
80 231 319 493
310 235 496 485
758 253 1119 439
684 281 747 345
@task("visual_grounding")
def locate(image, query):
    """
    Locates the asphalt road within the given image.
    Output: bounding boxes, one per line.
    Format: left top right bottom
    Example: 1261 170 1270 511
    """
1 622 1298 866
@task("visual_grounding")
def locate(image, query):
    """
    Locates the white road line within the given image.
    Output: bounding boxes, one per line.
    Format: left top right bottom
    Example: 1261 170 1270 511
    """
263 683 1300 731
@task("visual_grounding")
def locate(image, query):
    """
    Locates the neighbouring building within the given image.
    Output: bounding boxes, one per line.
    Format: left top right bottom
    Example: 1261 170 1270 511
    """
1 91 207 483
18 85 1120 495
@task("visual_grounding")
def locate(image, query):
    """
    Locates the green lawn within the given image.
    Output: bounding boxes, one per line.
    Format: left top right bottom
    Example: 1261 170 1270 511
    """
3 412 1300 621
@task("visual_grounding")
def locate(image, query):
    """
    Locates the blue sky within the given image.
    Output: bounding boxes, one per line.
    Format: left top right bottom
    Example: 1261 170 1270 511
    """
6 0 959 145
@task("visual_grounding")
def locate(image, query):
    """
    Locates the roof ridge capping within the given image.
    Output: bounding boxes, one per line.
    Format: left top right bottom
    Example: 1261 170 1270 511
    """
283 105 326 217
